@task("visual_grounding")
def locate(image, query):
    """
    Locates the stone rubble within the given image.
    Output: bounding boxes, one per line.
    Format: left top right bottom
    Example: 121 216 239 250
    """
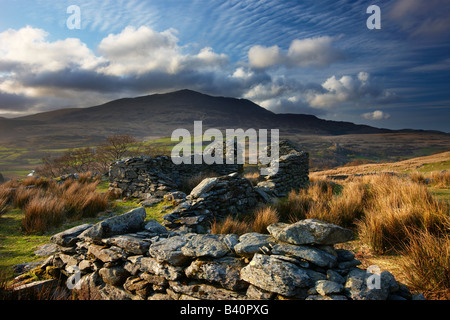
28 207 421 301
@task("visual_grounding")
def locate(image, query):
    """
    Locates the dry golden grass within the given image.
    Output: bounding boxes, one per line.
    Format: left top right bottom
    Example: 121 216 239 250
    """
244 172 260 186
211 206 280 235
311 150 450 179
251 207 279 234
210 216 249 235
0 197 8 217
430 170 450 188
400 227 450 300
1 176 108 234
272 180 366 228
13 187 39 209
357 174 449 254
274 189 312 223
22 195 65 234
307 180 367 228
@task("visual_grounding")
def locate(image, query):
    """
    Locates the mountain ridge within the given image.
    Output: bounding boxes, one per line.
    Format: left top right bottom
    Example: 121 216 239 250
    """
0 89 448 141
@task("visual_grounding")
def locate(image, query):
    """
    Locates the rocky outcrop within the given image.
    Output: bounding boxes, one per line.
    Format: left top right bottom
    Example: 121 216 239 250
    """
31 211 420 301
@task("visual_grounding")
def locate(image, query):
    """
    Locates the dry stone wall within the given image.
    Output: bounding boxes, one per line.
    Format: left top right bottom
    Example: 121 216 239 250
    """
163 173 261 233
109 155 242 199
108 140 309 231
34 208 420 301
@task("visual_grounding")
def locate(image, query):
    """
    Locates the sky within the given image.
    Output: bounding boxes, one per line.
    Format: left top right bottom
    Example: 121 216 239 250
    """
0 0 449 132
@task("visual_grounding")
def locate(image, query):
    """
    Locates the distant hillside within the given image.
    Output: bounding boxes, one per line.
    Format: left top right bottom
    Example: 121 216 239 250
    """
0 89 410 140
311 150 450 179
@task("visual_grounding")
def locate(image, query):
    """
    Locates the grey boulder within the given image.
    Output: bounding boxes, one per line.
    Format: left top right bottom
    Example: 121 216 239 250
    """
267 219 353 245
50 224 93 247
80 207 147 241
240 254 312 297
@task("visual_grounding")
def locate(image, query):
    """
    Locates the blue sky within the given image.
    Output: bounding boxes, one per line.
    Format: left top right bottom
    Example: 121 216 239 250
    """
0 0 449 132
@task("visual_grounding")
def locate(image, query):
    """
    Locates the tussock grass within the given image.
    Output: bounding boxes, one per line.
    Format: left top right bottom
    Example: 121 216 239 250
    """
211 206 280 235
272 179 366 228
357 174 449 253
272 173 450 298
210 216 249 235
251 207 279 234
0 197 8 217
244 172 260 186
430 170 450 188
400 226 450 299
22 195 65 234
0 176 108 234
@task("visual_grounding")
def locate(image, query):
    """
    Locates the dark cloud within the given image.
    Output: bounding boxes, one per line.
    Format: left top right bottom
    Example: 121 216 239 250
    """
0 92 36 111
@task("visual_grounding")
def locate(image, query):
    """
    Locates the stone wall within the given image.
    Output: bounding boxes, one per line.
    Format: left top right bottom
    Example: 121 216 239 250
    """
35 208 420 301
108 139 309 201
163 173 261 233
256 150 309 197
109 155 242 199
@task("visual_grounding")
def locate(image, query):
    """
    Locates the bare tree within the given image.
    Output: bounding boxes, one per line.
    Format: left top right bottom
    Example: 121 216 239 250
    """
98 135 139 161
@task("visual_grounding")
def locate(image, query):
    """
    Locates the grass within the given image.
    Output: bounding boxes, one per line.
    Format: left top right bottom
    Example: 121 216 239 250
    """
356 174 449 254
400 228 450 299
210 206 279 235
0 173 170 274
211 171 450 299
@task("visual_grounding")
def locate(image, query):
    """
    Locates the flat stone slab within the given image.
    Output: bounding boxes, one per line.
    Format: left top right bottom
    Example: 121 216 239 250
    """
271 243 337 268
102 235 151 255
34 243 60 257
50 224 92 247
267 219 353 245
181 234 230 258
234 233 275 256
148 236 191 266
80 207 147 241
240 254 312 297
190 178 218 198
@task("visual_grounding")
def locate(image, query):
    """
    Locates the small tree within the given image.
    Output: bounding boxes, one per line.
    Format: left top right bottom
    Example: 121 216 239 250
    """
97 135 139 162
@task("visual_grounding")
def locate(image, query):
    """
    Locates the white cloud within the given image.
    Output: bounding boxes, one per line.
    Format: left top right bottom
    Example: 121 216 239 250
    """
0 26 232 109
307 72 395 109
0 26 104 74
287 36 343 67
248 36 343 70
362 110 391 120
248 45 283 69
98 26 228 76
